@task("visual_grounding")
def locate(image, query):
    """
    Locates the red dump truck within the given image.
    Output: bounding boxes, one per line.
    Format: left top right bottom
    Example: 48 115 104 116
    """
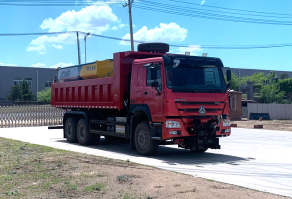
51 43 231 155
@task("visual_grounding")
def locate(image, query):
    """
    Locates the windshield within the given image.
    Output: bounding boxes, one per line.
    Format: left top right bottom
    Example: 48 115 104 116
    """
164 56 226 93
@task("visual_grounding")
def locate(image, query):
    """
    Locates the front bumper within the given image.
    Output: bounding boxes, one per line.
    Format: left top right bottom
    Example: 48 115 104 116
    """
160 117 231 140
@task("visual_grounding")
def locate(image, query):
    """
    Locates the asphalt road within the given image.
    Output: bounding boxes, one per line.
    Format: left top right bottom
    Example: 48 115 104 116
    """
0 127 291 197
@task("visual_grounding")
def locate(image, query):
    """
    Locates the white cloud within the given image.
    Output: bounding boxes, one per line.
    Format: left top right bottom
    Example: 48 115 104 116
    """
49 62 74 68
27 4 120 54
30 62 73 68
31 62 47 68
175 45 202 56
0 62 16 66
52 44 63 49
120 23 187 45
40 5 118 33
119 23 126 28
111 26 118 30
27 33 73 54
111 24 126 30
200 0 206 5
84 0 125 5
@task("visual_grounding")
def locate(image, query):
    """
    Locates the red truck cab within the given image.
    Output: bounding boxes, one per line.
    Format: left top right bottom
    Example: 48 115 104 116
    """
51 43 231 155
130 52 231 154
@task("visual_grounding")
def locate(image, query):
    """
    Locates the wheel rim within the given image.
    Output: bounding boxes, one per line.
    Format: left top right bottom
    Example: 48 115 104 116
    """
137 130 147 150
79 124 85 139
66 121 73 137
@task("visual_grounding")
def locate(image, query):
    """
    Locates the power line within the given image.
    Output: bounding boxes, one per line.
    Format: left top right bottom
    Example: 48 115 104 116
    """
0 0 122 6
167 0 292 17
0 31 74 36
141 0 292 20
136 1 292 25
3 0 292 25
1 31 292 50
134 3 292 25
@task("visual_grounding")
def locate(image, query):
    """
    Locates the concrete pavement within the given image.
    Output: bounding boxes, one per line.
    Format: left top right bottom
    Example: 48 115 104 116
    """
0 127 291 197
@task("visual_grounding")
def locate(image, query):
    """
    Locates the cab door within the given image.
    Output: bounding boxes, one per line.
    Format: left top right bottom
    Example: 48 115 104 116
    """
144 62 164 121
130 59 164 122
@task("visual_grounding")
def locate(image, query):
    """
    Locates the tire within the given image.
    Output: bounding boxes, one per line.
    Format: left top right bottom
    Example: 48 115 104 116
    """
134 122 157 155
190 148 208 153
76 118 99 145
137 43 169 53
189 136 208 153
64 117 77 143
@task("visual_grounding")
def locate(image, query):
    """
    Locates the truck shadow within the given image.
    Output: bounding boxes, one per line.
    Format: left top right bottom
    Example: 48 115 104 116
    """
57 138 248 166
156 146 248 165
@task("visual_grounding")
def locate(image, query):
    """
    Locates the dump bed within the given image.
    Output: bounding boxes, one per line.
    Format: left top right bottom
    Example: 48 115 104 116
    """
51 52 130 110
51 51 162 110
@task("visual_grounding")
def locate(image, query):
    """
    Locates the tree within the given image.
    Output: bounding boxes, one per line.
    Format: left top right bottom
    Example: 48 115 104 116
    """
258 84 285 103
279 78 292 103
280 73 289 79
229 73 242 91
37 88 51 103
8 81 35 102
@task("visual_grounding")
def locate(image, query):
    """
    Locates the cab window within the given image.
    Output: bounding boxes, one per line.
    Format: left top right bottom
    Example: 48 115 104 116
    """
146 63 162 88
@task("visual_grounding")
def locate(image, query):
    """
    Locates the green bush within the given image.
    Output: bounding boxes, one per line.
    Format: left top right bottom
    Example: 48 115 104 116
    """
37 88 51 103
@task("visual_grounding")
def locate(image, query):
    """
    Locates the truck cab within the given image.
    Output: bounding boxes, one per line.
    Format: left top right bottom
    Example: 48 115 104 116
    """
130 51 231 154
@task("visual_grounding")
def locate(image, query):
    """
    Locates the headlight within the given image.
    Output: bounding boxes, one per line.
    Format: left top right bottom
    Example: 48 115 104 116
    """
165 120 181 128
222 119 230 127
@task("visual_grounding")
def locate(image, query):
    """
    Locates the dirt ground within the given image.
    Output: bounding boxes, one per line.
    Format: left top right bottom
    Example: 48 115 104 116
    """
232 120 292 131
0 138 289 199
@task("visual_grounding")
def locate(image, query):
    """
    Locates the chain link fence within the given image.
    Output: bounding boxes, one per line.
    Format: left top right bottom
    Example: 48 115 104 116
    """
0 104 65 128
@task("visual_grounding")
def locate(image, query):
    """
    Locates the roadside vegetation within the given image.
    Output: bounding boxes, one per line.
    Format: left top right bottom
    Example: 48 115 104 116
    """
37 87 51 103
0 137 287 199
8 81 35 102
230 72 292 104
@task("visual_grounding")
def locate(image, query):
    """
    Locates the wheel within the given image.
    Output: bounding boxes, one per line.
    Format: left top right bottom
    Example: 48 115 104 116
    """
76 118 99 145
64 117 77 143
137 43 169 53
134 122 157 155
189 136 208 153
190 147 208 153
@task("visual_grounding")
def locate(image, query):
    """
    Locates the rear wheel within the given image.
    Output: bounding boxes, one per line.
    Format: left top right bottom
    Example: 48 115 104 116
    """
134 122 157 155
64 117 77 143
77 118 99 145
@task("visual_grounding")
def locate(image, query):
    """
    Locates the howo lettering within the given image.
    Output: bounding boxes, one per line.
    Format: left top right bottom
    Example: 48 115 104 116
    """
51 43 232 155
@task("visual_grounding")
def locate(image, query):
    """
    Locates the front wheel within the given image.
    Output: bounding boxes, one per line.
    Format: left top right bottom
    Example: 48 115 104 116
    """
190 147 208 153
76 118 99 145
134 122 157 155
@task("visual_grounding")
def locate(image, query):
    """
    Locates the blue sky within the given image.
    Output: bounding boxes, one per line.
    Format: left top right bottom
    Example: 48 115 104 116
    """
1 0 292 71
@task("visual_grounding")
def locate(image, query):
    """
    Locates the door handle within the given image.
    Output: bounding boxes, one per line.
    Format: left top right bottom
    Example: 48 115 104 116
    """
144 91 148 95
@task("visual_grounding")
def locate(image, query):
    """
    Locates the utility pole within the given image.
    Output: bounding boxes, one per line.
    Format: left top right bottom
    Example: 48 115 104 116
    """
36 70 38 101
76 31 81 65
123 0 134 51
84 33 90 64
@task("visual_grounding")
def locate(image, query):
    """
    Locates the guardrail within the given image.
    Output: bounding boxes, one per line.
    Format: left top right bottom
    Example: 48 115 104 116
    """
0 104 65 128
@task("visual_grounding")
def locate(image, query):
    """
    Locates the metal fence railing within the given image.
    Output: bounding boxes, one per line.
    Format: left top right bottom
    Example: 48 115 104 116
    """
0 104 65 128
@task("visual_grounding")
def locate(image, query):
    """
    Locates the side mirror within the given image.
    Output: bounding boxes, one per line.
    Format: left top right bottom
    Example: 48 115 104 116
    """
226 69 231 82
226 82 230 90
